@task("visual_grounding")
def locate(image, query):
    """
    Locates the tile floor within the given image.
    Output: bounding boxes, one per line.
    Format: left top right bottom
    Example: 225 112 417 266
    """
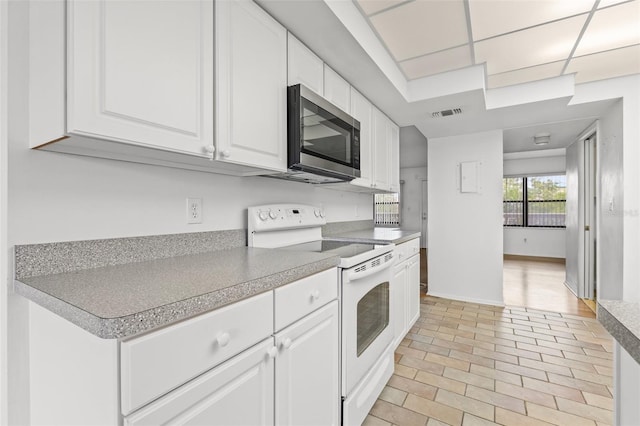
365 296 613 426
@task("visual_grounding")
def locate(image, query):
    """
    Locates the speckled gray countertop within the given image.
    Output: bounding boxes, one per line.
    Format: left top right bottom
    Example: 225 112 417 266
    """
15 247 338 339
597 300 640 364
325 227 421 245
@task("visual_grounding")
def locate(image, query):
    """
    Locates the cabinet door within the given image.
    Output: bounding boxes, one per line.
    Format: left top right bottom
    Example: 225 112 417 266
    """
287 34 324 95
323 65 351 114
372 108 391 191
350 88 373 188
392 263 407 348
67 0 213 157
125 339 275 426
275 301 340 426
216 0 287 171
389 121 400 193
406 255 421 330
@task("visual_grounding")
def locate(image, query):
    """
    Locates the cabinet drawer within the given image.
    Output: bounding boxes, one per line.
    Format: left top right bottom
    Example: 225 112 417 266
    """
396 238 420 264
121 291 273 415
124 339 275 426
274 268 337 331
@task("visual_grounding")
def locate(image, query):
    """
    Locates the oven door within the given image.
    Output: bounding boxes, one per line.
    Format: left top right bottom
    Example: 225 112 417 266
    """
341 254 394 395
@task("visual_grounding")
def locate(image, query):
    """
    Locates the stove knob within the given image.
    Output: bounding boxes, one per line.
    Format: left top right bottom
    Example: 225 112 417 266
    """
269 210 278 220
314 209 321 218
259 211 269 221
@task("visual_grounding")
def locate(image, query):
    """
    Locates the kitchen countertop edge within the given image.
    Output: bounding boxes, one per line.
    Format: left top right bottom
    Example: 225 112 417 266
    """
15 255 339 340
597 299 640 364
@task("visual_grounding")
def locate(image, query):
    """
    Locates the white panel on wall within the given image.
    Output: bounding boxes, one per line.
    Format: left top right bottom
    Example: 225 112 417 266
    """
460 161 479 193
428 129 504 306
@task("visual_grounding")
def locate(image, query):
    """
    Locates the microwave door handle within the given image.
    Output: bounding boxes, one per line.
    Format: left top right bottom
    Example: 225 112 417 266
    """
348 255 395 281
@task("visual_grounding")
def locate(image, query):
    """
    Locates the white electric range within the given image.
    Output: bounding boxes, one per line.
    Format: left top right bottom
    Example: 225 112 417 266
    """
248 204 396 426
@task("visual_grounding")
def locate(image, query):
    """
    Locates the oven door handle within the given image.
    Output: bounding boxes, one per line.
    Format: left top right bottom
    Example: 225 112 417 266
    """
348 255 394 281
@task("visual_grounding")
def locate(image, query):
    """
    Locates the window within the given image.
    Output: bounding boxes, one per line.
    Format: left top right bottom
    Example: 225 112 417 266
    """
374 193 400 226
503 175 566 228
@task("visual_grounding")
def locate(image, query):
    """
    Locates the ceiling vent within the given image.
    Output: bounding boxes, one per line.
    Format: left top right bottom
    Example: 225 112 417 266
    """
431 108 463 118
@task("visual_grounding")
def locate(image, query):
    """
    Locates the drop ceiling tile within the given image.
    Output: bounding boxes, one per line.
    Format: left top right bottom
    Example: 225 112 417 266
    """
598 0 631 8
574 1 640 56
369 0 469 61
566 44 640 83
356 0 408 16
475 15 587 74
400 45 472 80
469 0 594 41
487 61 565 88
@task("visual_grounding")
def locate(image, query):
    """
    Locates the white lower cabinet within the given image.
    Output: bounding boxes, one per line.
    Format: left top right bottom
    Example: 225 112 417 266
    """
275 301 340 426
124 339 275 426
27 269 339 425
391 238 421 348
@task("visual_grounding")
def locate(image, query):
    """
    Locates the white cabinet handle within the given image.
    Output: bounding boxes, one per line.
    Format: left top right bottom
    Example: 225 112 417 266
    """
204 145 215 154
267 347 278 359
221 150 230 158
282 338 292 349
216 332 231 347
311 290 320 300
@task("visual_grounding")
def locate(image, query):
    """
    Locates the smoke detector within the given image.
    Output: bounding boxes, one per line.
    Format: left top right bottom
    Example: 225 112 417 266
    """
431 108 463 118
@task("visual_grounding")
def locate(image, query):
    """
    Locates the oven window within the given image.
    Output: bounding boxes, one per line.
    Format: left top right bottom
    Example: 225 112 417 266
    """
301 98 352 166
356 282 389 357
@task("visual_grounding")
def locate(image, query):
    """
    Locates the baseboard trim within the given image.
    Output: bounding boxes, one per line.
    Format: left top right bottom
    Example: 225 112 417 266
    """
426 291 505 308
504 254 566 264
563 280 579 297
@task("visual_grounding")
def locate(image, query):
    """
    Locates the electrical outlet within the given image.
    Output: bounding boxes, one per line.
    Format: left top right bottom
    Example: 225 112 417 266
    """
187 198 203 224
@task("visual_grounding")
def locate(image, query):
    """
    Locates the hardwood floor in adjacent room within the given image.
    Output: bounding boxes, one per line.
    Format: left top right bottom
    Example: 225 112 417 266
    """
503 256 594 318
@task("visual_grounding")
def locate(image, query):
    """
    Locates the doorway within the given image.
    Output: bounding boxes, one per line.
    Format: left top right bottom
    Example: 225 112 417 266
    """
420 179 427 287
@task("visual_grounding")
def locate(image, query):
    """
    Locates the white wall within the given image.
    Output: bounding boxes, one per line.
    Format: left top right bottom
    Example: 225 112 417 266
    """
0 0 9 422
503 153 565 177
504 228 566 259
503 150 567 259
598 100 624 300
571 75 640 303
6 3 373 421
427 129 504 306
400 167 427 246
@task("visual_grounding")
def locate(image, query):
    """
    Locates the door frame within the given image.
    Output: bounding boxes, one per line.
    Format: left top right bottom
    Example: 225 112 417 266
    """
576 123 599 299
0 0 9 421
421 179 427 249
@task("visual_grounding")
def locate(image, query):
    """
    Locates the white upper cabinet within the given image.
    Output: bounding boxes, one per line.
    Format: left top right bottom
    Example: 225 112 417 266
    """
67 0 213 157
372 107 391 191
287 33 324 95
216 0 288 172
323 65 351 114
389 121 400 193
350 88 373 189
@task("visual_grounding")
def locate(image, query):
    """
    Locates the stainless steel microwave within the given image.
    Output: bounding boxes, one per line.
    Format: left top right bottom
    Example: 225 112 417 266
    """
286 84 360 183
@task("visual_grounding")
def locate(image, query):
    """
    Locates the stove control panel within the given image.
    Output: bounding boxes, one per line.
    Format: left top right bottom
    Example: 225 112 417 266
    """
248 204 326 233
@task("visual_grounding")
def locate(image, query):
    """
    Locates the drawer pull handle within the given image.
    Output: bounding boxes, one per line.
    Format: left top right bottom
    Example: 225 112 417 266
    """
282 338 292 349
216 332 231 347
311 290 320 301
267 347 278 359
